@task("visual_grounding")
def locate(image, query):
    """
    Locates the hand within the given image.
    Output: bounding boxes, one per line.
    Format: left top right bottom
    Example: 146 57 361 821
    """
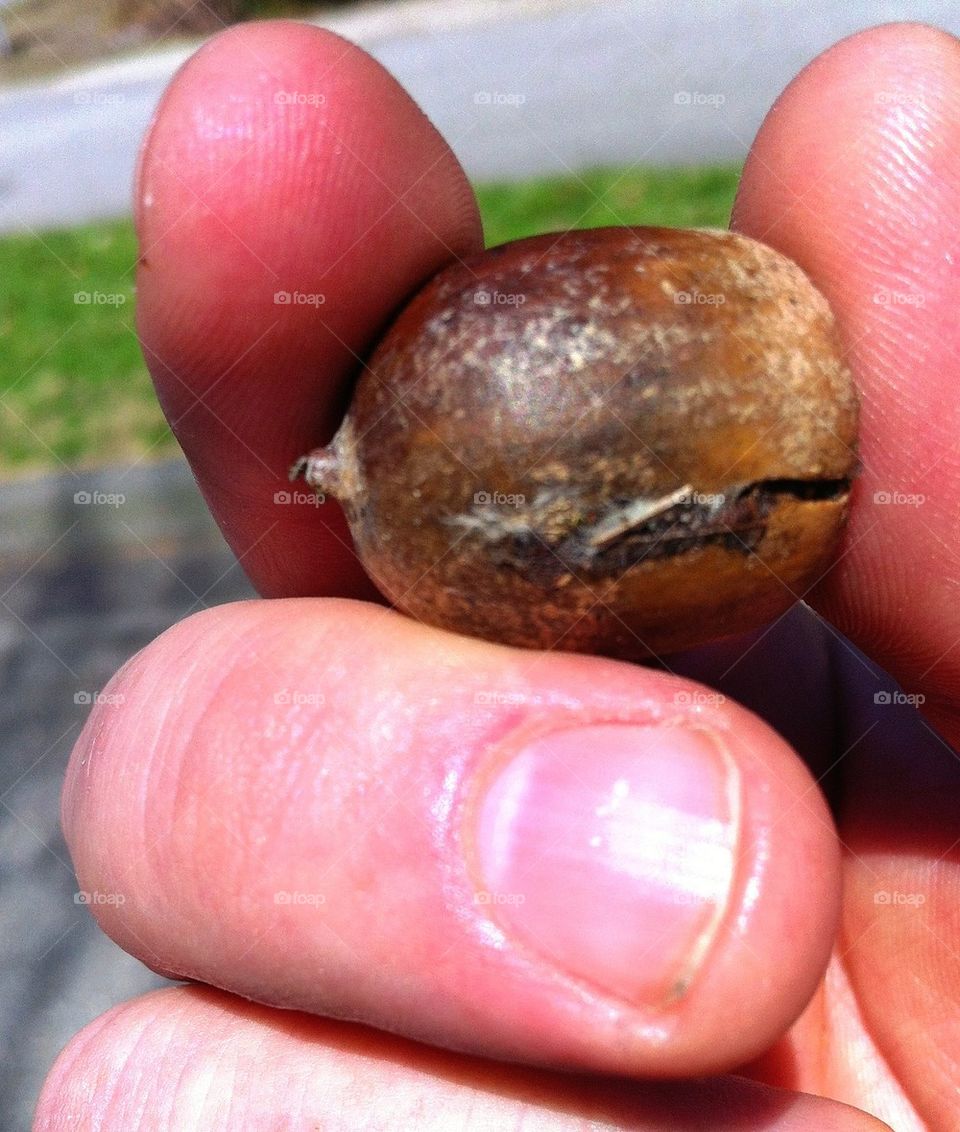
37 20 960 1131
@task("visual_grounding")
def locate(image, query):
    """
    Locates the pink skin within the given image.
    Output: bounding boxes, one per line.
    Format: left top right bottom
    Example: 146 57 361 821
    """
38 987 886 1131
132 22 480 601
34 18 960 1132
60 598 837 1076
733 22 960 725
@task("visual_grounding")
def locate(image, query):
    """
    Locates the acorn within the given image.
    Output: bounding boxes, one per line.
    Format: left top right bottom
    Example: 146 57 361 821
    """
291 226 858 659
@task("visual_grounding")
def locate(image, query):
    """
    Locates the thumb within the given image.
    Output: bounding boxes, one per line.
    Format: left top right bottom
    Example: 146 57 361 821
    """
64 599 840 1077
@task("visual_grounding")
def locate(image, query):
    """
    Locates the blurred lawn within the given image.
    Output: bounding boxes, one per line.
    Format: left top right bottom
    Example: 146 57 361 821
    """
476 164 740 246
0 163 741 477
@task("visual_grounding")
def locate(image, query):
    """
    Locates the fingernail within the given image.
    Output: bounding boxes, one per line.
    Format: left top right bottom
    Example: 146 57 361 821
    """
471 722 740 1006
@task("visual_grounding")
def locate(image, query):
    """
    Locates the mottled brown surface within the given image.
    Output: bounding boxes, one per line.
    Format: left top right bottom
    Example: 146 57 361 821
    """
296 226 859 660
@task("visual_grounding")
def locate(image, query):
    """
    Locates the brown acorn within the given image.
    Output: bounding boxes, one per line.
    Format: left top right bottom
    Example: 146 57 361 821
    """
292 226 858 659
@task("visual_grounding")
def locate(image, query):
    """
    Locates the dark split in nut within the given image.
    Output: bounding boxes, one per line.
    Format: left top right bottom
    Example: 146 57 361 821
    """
291 226 859 659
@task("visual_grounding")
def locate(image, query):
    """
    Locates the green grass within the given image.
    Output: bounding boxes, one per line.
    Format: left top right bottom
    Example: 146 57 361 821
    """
0 220 169 475
475 164 740 247
0 163 741 476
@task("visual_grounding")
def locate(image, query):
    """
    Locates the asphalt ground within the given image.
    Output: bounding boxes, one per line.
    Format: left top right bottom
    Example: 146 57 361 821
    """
0 458 255 1129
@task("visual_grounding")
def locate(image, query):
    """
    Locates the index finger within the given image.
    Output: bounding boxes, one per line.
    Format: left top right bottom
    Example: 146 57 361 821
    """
135 20 483 598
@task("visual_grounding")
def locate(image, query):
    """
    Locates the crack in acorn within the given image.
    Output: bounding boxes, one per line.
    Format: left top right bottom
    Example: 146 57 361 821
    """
473 478 852 583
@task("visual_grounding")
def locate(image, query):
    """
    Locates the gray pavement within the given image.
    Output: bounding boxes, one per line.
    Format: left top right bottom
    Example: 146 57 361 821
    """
1 459 255 1130
3 0 960 233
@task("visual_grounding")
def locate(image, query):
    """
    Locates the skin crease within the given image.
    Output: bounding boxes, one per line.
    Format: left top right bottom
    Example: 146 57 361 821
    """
33 18 960 1132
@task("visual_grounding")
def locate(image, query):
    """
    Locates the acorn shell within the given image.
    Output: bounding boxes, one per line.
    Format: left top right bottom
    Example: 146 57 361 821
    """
295 226 858 659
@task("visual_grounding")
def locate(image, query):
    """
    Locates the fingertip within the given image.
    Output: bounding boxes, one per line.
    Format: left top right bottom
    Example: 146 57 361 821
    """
135 20 482 598
733 21 960 269
733 22 960 708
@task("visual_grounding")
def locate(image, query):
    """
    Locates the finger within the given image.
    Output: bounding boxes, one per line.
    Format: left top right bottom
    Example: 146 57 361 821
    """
731 22 960 739
733 25 960 1130
135 21 483 598
63 600 840 1078
35 987 890 1131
